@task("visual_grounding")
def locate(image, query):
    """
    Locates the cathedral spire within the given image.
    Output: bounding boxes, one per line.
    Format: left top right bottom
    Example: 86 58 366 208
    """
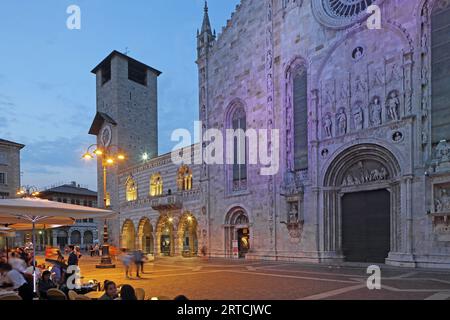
201 1 213 36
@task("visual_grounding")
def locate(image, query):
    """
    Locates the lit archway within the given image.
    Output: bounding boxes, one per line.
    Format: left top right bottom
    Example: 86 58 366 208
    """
121 219 136 250
177 213 198 257
138 217 154 254
224 207 250 259
156 215 175 256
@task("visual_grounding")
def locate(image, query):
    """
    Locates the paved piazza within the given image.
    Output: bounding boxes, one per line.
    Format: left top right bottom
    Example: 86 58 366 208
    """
67 256 450 300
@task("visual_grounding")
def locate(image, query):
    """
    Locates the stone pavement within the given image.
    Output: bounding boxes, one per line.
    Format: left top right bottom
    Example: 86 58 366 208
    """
57 256 450 300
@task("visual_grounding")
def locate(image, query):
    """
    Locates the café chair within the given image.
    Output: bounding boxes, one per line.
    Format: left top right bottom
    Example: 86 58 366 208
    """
47 288 67 300
74 295 91 300
135 288 145 301
0 294 22 300
68 290 79 300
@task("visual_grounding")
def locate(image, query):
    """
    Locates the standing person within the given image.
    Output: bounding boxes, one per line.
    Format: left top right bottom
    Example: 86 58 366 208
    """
0 262 33 300
94 244 99 256
133 250 144 278
67 245 78 267
120 249 132 279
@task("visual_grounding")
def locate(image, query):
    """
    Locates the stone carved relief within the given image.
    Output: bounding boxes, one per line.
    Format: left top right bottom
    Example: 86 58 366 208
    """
386 90 400 121
336 108 347 135
369 96 382 126
341 161 389 187
431 140 450 172
434 188 450 213
352 102 364 131
323 113 333 138
371 68 385 88
421 1 431 151
282 171 303 196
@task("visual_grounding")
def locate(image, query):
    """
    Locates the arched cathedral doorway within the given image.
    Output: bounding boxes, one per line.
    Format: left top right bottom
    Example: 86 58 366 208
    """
225 208 250 259
323 144 401 263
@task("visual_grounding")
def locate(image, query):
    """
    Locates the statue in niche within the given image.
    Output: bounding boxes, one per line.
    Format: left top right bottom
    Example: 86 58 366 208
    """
370 97 382 126
353 103 364 130
422 32 428 54
386 91 400 121
435 140 450 163
266 50 273 70
436 189 450 212
422 65 428 86
336 108 347 135
323 114 333 138
422 5 429 24
288 202 299 224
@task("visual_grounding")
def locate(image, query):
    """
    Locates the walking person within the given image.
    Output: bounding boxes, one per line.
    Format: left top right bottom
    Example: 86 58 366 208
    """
133 250 144 278
120 249 132 279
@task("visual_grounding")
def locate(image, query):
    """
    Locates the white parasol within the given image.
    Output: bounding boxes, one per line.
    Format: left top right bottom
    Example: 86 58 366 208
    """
0 198 116 292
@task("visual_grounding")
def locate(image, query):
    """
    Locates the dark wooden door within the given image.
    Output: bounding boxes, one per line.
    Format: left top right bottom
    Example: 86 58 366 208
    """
342 189 390 263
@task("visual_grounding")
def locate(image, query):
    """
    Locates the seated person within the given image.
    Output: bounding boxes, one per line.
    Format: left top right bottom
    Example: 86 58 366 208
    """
0 262 33 300
119 284 137 300
38 270 56 299
99 280 118 300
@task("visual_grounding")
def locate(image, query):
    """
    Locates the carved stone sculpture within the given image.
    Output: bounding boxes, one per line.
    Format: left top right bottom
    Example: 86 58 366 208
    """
386 91 400 121
353 104 364 130
336 108 347 135
323 114 333 138
370 97 382 126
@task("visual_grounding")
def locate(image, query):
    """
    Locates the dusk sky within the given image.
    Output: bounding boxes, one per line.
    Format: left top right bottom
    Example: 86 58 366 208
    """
0 0 239 191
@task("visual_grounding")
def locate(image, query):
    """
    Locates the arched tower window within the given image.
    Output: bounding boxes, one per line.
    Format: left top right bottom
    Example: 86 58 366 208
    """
229 104 247 191
150 173 163 196
431 2 450 144
177 165 193 191
125 176 138 202
286 60 308 171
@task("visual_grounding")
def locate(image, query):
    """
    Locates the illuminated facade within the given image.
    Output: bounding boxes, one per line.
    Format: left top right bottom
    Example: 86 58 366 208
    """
90 0 450 268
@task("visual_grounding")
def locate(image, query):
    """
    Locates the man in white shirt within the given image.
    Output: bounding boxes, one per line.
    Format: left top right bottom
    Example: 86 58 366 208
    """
0 263 33 300
9 252 26 273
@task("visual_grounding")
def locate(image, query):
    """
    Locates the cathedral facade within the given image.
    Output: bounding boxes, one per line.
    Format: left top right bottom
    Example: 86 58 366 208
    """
90 0 450 268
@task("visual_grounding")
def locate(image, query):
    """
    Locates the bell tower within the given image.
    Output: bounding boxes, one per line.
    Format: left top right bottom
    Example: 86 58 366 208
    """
89 50 161 245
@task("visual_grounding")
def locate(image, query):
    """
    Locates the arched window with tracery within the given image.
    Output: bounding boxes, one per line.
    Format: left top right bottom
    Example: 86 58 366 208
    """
227 103 247 192
125 176 138 202
177 165 193 191
286 59 308 171
431 1 450 144
150 173 163 196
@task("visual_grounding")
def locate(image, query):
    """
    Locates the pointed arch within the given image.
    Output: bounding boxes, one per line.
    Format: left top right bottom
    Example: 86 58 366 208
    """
285 56 308 171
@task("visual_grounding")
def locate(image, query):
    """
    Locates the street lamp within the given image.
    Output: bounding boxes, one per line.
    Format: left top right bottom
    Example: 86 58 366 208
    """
16 185 41 198
82 144 126 269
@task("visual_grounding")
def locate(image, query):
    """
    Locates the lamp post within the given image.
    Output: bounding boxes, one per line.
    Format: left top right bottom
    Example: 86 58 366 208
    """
82 144 126 269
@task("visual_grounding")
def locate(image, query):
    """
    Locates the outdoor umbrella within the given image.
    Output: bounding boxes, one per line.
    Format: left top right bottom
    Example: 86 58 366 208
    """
0 197 116 292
